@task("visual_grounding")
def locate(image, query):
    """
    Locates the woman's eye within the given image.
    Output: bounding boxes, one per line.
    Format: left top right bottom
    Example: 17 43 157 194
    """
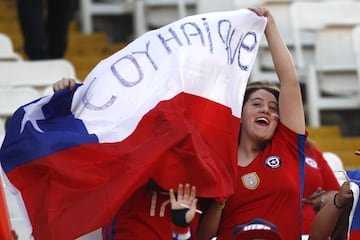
253 102 261 107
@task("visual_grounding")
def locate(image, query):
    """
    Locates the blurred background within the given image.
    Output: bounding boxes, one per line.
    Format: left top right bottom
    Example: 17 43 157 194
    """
1 1 360 238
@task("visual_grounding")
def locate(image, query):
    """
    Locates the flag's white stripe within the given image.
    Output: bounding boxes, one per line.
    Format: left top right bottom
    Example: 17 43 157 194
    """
70 9 266 143
1 165 34 240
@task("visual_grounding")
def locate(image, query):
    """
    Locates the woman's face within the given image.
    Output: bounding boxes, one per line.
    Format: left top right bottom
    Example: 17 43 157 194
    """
241 89 279 142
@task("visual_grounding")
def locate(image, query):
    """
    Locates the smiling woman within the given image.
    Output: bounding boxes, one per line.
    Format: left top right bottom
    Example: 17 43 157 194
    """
196 7 306 240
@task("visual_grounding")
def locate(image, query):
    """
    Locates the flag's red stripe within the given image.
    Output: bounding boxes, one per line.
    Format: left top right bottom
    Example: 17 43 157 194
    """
350 230 360 239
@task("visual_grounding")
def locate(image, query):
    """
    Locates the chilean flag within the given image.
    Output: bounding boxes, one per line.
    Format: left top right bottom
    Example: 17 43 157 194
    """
346 170 360 239
0 9 266 240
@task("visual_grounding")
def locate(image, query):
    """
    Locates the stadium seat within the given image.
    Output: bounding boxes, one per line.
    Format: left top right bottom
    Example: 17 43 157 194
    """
134 0 196 36
78 0 133 34
196 0 235 14
353 25 360 93
323 152 345 184
235 0 315 83
291 2 360 69
291 1 360 127
78 0 196 38
0 33 23 61
0 59 76 94
0 87 42 118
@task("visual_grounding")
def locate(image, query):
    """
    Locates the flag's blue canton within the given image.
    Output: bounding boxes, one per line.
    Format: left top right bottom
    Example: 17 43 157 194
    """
0 84 98 173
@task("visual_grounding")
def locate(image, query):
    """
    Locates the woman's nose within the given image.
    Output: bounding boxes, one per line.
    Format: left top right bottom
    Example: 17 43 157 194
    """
260 105 269 113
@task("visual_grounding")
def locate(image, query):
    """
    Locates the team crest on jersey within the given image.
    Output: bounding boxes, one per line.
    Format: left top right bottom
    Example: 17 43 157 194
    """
241 172 260 190
305 157 318 169
265 156 281 169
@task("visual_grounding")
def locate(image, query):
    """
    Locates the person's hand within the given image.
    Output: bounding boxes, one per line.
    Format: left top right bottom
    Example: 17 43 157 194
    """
355 147 360 156
248 6 274 23
248 7 275 34
303 188 325 211
334 181 353 208
248 6 270 17
53 77 77 92
169 183 198 225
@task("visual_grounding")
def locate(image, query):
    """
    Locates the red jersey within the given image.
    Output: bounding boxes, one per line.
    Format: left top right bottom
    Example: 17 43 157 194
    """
302 141 340 234
102 181 201 240
218 123 306 240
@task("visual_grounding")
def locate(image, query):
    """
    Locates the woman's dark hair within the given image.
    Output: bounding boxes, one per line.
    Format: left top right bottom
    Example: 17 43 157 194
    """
243 81 280 106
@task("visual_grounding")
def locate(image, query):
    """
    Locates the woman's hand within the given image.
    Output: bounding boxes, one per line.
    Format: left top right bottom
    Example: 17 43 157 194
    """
335 181 353 207
303 188 325 211
248 7 275 27
169 183 198 225
53 77 77 92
